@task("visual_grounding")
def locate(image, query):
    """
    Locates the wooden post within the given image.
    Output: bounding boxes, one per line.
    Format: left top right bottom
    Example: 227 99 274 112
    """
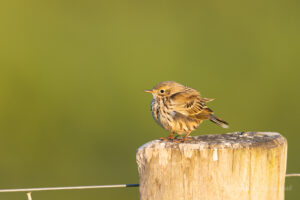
136 132 287 200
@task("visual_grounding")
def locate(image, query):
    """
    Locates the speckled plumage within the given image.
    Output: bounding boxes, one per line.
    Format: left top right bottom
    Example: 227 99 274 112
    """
145 81 228 141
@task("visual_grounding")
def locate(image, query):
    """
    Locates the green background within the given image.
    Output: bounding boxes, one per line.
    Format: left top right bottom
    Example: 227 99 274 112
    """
0 0 299 199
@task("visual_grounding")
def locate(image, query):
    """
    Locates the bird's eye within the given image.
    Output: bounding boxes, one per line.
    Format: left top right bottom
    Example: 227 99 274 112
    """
160 89 165 94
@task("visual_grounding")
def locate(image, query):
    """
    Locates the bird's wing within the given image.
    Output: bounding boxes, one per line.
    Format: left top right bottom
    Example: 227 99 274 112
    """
170 90 214 119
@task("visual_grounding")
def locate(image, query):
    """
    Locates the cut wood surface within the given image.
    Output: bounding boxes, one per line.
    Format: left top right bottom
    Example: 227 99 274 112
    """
136 132 287 200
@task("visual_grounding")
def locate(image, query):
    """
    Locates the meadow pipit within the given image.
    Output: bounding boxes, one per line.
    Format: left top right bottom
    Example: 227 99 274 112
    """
145 81 229 142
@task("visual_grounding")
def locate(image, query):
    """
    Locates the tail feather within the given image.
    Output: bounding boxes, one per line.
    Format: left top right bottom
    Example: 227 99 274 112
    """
210 114 229 128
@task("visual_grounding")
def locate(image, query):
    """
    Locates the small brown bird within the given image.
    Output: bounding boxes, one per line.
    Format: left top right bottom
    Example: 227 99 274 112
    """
145 81 228 142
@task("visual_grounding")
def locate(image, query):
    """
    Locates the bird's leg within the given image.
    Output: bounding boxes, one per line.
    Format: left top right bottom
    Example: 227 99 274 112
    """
180 132 192 142
167 133 175 140
160 133 175 141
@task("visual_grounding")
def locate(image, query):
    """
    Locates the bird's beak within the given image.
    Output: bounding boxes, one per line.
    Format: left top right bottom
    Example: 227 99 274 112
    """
144 90 153 93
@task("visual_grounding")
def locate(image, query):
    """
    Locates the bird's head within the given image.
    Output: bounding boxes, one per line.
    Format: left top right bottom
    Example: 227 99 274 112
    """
144 81 186 98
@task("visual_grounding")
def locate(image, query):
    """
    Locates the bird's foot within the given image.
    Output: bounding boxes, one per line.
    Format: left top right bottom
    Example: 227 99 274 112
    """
160 134 176 141
172 138 181 143
167 136 175 140
179 137 193 143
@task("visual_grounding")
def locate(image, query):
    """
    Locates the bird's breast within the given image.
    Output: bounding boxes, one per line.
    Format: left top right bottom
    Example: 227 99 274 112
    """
150 97 202 134
151 98 173 130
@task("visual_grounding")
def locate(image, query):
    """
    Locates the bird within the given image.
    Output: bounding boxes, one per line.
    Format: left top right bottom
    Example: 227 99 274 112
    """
145 81 229 142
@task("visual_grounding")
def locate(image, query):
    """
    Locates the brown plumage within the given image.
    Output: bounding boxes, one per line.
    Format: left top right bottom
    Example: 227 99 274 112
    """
145 81 229 142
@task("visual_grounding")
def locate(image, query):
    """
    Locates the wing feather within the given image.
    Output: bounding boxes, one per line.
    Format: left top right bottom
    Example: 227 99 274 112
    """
170 89 214 118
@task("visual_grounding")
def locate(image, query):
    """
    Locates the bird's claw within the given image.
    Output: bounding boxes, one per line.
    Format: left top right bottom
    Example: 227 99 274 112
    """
160 135 193 143
172 139 181 143
178 137 193 143
160 136 182 143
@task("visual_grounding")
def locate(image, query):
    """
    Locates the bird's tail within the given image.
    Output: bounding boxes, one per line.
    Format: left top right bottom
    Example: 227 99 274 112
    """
210 114 229 128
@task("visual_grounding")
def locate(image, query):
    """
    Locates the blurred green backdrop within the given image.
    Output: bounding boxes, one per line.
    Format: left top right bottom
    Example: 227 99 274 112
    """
0 0 299 199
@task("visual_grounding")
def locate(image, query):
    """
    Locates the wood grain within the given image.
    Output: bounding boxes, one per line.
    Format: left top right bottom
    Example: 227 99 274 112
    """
136 132 287 200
